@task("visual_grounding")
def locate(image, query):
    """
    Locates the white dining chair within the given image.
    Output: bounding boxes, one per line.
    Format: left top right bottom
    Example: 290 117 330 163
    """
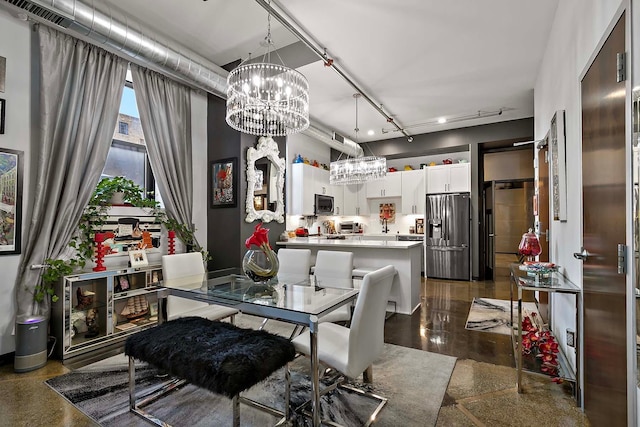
287 265 396 420
313 250 354 324
162 253 238 322
277 248 312 284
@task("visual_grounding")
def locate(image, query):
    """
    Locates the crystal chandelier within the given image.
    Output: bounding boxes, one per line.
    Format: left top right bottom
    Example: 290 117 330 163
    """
330 94 387 185
225 1 309 137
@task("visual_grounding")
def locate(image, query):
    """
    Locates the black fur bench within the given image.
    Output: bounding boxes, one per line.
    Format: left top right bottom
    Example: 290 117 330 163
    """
125 316 296 426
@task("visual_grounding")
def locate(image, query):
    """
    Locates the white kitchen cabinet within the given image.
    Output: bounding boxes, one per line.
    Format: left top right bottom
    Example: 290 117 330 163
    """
401 169 425 214
425 163 470 194
343 183 369 216
290 163 330 215
331 183 344 215
365 172 402 198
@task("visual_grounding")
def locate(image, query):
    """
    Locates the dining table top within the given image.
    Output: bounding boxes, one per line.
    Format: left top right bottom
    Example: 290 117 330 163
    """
160 267 359 324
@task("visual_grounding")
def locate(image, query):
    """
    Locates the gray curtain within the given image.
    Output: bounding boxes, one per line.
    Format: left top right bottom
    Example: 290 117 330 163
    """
130 65 197 247
15 26 128 316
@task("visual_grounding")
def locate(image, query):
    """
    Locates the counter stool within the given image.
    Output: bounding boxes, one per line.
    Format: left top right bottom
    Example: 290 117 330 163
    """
125 317 296 426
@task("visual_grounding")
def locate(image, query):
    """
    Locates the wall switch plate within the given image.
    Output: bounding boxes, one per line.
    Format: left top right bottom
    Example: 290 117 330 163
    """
566 329 576 348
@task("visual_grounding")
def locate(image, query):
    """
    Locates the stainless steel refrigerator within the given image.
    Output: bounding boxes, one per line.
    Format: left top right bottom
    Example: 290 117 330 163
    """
425 193 471 280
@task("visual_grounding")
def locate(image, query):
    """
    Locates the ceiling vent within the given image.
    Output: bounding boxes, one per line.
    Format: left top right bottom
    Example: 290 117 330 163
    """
5 0 73 28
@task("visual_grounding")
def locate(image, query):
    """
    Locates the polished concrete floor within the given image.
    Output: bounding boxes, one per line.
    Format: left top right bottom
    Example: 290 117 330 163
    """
0 271 589 426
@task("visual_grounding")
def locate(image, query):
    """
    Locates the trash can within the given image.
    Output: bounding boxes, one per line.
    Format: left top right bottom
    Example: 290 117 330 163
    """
14 315 48 373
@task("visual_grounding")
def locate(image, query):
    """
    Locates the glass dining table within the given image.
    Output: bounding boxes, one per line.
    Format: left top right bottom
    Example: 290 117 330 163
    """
156 267 359 427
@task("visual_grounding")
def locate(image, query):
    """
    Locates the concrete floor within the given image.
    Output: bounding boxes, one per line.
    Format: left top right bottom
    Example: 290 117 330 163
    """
0 271 588 426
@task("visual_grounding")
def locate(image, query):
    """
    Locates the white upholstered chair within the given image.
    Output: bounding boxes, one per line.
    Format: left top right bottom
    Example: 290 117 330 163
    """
276 248 312 284
313 250 354 324
288 265 396 418
162 253 238 322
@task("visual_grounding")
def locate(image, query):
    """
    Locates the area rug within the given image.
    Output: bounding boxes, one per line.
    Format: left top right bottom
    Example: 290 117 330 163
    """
46 317 456 426
464 297 539 335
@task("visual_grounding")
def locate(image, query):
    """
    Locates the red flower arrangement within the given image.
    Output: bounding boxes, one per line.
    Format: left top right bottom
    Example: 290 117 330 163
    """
245 222 271 250
521 312 562 382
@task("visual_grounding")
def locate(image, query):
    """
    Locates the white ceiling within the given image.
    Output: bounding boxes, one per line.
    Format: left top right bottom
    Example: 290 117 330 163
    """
100 0 559 142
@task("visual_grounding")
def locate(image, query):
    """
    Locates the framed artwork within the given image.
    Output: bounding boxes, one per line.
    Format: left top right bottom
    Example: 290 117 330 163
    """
550 110 567 222
0 56 5 93
0 98 5 134
0 148 23 255
211 157 238 208
128 249 149 267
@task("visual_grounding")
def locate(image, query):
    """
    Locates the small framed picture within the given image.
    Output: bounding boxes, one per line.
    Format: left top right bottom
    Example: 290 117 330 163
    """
210 157 238 208
128 249 148 267
115 275 130 293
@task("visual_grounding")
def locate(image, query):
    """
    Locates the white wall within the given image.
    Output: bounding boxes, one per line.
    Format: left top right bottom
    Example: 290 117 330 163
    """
0 10 32 355
534 0 624 380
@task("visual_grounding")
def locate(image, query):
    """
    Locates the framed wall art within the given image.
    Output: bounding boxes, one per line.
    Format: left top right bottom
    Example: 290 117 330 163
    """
0 56 5 93
210 157 238 208
550 110 567 222
0 147 23 255
0 98 5 134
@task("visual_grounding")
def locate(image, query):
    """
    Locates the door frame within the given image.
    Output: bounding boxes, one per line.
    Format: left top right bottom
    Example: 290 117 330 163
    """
576 2 634 420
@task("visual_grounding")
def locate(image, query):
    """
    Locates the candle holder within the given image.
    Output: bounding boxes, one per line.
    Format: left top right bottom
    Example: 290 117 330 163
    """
168 230 176 255
93 232 107 272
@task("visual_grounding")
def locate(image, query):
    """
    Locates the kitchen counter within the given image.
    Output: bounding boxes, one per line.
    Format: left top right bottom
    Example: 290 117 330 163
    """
277 237 421 249
277 237 422 315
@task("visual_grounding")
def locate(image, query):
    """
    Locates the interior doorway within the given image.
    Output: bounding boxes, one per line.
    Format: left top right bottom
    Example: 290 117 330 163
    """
483 179 534 280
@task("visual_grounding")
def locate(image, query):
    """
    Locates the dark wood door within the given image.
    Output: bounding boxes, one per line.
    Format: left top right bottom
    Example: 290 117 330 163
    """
580 13 627 425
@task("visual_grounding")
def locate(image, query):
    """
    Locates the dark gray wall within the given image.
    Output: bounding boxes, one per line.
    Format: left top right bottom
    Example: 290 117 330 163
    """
207 95 286 270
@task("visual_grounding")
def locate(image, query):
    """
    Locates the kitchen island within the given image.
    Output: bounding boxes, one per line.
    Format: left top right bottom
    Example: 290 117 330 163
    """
276 237 422 315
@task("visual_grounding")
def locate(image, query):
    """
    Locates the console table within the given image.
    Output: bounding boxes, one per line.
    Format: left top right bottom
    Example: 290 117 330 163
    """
509 264 582 406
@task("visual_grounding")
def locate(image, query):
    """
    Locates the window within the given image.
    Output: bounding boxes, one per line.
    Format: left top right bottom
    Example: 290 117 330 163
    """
102 75 163 206
118 121 129 135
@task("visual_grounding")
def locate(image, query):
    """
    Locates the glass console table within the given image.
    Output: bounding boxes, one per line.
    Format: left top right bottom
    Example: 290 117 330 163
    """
509 263 582 406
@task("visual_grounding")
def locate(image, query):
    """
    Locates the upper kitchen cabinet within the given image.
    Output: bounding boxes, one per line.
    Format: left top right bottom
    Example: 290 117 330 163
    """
401 169 425 214
331 182 344 215
290 163 331 215
365 172 402 198
343 183 369 216
425 163 471 194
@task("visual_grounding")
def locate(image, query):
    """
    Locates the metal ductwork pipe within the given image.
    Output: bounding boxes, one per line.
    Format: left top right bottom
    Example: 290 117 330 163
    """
0 0 358 155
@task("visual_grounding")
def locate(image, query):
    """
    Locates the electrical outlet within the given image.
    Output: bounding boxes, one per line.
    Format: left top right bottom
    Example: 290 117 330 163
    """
566 329 575 348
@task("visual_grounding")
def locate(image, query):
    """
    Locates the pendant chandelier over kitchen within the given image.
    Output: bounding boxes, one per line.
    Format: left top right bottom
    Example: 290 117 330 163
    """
225 0 309 137
330 94 387 185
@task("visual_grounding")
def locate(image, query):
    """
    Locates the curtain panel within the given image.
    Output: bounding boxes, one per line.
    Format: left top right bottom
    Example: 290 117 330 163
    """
15 25 127 316
130 65 198 248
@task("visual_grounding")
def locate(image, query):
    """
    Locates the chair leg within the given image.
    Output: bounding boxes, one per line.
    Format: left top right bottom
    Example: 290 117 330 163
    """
232 394 240 427
258 318 269 330
229 314 236 325
363 365 373 383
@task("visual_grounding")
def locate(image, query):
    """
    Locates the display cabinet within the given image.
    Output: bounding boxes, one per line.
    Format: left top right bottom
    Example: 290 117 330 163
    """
51 264 163 364
509 263 581 405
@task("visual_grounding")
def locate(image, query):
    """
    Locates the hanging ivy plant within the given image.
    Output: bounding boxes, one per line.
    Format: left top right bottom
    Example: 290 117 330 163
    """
36 177 201 303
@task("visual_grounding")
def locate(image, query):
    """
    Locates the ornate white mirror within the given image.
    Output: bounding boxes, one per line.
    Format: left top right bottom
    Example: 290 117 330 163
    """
245 136 286 223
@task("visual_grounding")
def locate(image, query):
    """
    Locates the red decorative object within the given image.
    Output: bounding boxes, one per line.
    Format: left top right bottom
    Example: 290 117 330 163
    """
93 232 106 272
168 230 176 255
522 313 561 382
518 228 541 262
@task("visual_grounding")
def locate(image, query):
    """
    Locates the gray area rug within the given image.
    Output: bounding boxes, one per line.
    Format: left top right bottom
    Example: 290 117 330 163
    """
464 297 539 335
46 315 456 426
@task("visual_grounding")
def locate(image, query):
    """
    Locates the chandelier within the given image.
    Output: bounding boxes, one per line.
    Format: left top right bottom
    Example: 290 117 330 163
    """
330 94 387 185
225 1 309 137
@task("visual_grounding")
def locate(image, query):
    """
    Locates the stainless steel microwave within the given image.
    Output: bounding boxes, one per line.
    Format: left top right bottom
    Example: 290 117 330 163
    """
314 194 334 215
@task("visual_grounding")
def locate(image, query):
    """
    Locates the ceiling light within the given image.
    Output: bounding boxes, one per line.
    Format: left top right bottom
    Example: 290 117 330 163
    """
382 108 509 135
225 0 309 136
330 94 387 185
367 130 375 136
438 117 447 124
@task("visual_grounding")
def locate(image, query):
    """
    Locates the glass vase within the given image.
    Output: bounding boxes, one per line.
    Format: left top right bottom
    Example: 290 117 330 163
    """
242 247 279 283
